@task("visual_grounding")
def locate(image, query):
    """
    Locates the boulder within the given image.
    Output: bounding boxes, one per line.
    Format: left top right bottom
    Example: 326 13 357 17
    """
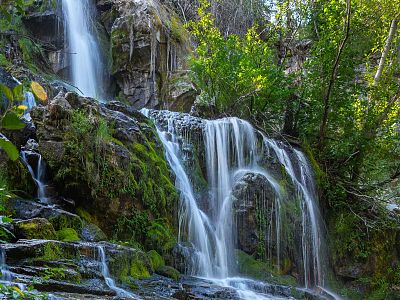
8 198 83 232
30 92 177 244
14 218 57 240
81 223 107 242
155 265 181 281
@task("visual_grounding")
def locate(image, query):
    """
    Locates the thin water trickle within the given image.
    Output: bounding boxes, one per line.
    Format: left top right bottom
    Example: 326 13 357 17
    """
0 247 26 290
20 150 48 204
97 246 141 299
62 0 103 99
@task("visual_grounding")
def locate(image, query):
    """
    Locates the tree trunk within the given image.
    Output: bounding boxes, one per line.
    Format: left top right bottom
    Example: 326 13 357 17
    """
374 16 398 85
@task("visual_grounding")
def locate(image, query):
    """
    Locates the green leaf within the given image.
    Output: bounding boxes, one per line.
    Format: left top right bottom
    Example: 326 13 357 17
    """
0 84 13 102
1 112 25 130
13 84 25 101
0 216 12 223
0 135 19 161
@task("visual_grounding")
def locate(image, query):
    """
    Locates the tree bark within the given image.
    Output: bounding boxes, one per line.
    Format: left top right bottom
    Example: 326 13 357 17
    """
374 16 398 85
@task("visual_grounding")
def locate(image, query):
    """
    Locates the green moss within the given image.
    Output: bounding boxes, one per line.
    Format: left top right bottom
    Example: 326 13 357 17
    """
57 228 80 242
38 243 63 261
48 214 83 232
169 15 189 44
49 107 178 246
17 38 42 72
129 259 150 279
0 53 9 67
147 250 165 271
76 207 97 224
110 250 151 285
145 219 176 253
15 218 57 240
235 250 297 287
0 170 10 210
156 265 181 281
36 242 79 262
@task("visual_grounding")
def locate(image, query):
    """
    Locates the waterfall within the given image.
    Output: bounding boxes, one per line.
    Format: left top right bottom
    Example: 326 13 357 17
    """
21 91 36 121
143 109 336 297
0 248 26 290
97 246 141 299
62 0 103 99
21 149 48 204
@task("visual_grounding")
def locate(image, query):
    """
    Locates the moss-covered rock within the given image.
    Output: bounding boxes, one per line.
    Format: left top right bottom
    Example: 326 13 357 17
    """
31 94 178 248
107 245 152 284
147 250 165 271
57 228 80 242
235 250 297 287
155 265 181 281
80 223 107 242
107 0 193 110
14 218 57 240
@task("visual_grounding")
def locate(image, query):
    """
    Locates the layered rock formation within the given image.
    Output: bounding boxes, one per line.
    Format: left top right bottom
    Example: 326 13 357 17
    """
18 0 197 110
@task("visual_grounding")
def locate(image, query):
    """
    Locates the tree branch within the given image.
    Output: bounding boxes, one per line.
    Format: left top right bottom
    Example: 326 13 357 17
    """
318 0 351 149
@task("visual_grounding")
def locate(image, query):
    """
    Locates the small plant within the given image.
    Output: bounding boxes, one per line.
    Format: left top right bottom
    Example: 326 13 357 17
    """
0 283 48 299
0 81 47 161
0 83 27 160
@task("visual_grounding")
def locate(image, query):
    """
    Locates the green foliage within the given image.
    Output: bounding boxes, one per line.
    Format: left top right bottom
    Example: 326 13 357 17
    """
0 283 48 300
187 0 291 120
37 243 63 261
0 82 37 160
114 213 175 254
0 171 14 243
41 266 66 281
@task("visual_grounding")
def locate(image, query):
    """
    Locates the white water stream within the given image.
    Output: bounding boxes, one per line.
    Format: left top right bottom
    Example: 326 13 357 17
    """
143 109 338 299
62 0 103 99
97 246 141 299
20 150 48 204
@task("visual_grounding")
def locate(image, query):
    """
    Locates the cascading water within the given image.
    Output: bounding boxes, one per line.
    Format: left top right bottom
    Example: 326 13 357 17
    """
0 248 26 291
21 148 48 204
62 0 104 99
97 246 141 299
143 109 338 299
21 91 36 121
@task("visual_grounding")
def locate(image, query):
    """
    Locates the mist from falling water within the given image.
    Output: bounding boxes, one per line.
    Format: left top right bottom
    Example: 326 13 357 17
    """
62 0 103 99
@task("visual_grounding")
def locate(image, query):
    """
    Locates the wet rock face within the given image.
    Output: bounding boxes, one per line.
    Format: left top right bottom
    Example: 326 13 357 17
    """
0 240 152 296
30 92 178 247
19 0 195 110
232 172 278 256
106 0 195 110
21 2 67 75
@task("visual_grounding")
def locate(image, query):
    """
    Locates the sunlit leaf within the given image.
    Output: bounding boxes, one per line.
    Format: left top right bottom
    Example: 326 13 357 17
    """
31 81 48 103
